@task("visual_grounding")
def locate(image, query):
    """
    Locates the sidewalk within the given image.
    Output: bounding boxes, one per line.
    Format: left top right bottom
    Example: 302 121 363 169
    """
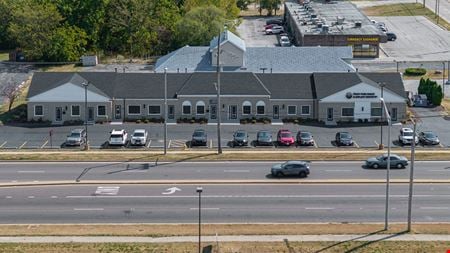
1 234 450 243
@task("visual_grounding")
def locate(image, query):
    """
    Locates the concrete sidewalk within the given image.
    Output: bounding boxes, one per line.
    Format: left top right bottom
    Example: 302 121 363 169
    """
1 234 450 243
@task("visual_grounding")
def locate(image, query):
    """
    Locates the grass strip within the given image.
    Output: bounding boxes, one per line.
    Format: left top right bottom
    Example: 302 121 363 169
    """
0 241 449 253
362 3 450 30
1 223 450 236
0 149 449 161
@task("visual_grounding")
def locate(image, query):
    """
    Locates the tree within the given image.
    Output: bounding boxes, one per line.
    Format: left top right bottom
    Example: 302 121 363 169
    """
0 0 15 49
47 25 87 61
151 0 182 55
183 0 239 19
1 81 22 112
431 84 443 106
260 0 281 16
237 0 252 10
175 6 228 47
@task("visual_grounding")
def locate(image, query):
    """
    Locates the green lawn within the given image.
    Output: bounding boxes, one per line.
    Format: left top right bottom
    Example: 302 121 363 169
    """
0 52 8 61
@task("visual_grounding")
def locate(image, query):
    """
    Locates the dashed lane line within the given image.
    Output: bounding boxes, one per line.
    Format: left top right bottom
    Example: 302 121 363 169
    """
73 208 104 211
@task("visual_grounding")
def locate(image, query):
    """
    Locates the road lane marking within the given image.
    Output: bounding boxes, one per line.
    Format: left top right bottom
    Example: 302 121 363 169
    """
224 170 250 173
427 169 447 172
27 196 35 199
354 141 360 148
168 139 172 149
305 207 335 210
95 186 120 196
73 208 104 211
40 140 48 149
325 170 353 172
51 196 58 199
18 141 27 149
146 139 152 148
210 139 213 149
420 207 449 210
374 141 379 147
17 171 46 173
190 207 220 210
0 141 6 148
5 196 12 199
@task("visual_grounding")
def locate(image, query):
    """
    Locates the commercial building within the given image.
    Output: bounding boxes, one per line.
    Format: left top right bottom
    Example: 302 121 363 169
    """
27 71 406 125
284 0 387 58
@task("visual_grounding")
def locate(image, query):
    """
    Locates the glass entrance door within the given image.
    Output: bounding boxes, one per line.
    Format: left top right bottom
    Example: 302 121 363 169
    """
115 105 121 119
228 105 237 119
88 107 94 122
210 105 217 120
273 105 279 119
168 105 174 119
327 108 333 121
55 107 62 122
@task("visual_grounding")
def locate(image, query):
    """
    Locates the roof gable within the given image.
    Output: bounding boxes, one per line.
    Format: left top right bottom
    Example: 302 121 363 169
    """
209 30 246 52
28 82 110 102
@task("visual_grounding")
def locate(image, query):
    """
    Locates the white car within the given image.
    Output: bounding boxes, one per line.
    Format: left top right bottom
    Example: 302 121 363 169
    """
266 26 284 35
398 128 419 145
109 129 128 146
279 36 291 47
130 129 148 146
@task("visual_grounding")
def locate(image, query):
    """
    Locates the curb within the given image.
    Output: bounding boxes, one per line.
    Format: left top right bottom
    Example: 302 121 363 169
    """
1 179 449 187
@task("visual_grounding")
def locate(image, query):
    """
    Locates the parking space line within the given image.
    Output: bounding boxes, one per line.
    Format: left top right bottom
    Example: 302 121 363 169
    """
168 139 172 149
146 139 152 148
314 141 318 148
439 143 444 148
210 139 213 149
40 140 48 149
18 141 27 149
0 141 6 148
354 141 360 148
374 141 379 147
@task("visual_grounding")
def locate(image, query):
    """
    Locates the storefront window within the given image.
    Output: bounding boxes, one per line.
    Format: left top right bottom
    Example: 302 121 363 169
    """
371 107 382 117
341 108 354 117
287 105 296 115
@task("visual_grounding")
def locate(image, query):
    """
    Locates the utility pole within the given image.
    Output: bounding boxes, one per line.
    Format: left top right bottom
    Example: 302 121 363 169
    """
196 187 203 253
216 29 223 154
164 68 168 155
380 98 392 230
407 118 416 232
82 81 89 150
379 82 386 149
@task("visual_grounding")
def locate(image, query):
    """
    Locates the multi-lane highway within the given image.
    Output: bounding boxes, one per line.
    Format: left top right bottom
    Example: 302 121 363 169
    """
1 184 450 224
0 161 449 182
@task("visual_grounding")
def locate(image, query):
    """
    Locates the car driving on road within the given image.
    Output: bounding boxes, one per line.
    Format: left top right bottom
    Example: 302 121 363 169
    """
365 154 408 169
271 160 310 178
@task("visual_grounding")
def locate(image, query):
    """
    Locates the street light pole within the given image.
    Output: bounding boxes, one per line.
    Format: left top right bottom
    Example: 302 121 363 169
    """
196 187 203 253
380 98 391 230
164 68 168 155
82 81 89 150
443 62 446 96
379 82 386 149
407 118 416 232
216 30 222 154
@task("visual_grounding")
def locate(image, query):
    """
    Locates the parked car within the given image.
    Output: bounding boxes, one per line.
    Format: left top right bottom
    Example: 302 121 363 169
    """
277 129 295 146
279 35 291 47
266 18 284 26
65 129 86 146
386 32 397 41
109 129 128 146
365 154 408 169
418 131 440 145
296 131 314 146
232 130 249 147
130 129 148 146
398 128 419 145
271 160 310 178
335 132 353 146
265 25 284 35
191 129 207 146
256 130 273 146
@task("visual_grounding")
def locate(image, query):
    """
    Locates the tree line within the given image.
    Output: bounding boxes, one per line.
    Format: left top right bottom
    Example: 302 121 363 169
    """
0 0 252 62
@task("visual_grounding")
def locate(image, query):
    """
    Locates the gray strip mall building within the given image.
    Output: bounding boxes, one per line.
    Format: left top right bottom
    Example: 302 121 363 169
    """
27 71 407 125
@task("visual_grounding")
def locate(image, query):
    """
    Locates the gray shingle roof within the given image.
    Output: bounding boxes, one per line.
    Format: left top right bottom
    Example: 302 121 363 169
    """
313 72 405 99
255 73 313 99
177 72 270 96
155 46 354 73
209 30 246 52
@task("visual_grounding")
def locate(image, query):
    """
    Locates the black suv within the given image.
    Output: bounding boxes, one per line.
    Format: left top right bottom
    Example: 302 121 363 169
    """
335 132 353 146
232 130 249 147
386 32 397 41
191 129 207 146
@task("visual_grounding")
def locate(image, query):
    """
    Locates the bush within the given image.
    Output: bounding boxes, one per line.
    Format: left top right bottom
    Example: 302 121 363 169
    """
144 119 149 123
404 68 427 76
251 119 257 124
136 119 141 124
63 119 83 126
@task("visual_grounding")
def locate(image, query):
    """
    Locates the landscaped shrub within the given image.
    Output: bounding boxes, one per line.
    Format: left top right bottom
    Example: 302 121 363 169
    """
404 68 427 76
136 119 141 124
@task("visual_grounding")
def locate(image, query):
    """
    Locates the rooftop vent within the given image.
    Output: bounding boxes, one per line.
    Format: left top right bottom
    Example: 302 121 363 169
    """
336 16 345 25
355 21 362 28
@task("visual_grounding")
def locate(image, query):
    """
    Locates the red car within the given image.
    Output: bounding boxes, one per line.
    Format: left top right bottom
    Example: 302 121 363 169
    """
277 129 295 146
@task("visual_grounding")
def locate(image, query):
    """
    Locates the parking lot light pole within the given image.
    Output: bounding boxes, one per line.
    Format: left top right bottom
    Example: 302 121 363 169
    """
443 62 446 96
82 81 89 150
164 68 168 155
196 187 203 253
380 98 391 230
216 30 222 154
407 118 417 232
378 82 386 149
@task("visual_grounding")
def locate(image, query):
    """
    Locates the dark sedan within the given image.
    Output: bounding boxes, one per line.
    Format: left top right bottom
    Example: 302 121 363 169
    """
365 154 408 169
191 129 207 146
296 131 314 146
335 132 353 146
418 131 440 145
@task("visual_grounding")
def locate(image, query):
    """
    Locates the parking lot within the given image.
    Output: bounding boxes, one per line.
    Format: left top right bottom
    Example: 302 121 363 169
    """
236 17 279 47
373 16 450 61
0 120 448 150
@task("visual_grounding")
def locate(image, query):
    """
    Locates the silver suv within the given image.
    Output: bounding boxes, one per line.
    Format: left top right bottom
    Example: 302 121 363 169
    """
271 161 310 178
65 129 86 146
398 128 418 145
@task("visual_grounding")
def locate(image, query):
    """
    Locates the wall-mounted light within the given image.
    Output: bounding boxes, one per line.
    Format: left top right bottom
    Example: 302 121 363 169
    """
222 104 225 108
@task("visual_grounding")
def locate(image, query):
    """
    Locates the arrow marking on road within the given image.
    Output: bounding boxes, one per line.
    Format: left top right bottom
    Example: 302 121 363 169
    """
162 187 181 195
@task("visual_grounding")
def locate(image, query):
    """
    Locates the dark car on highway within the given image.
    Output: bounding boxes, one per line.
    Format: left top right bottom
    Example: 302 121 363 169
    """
232 130 249 147
418 131 440 145
365 154 408 169
256 130 273 146
335 132 353 146
296 131 314 146
191 129 207 146
271 160 310 178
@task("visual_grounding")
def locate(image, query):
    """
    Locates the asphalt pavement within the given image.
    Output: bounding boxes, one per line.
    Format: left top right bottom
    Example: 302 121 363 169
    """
0 161 449 183
1 184 449 224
